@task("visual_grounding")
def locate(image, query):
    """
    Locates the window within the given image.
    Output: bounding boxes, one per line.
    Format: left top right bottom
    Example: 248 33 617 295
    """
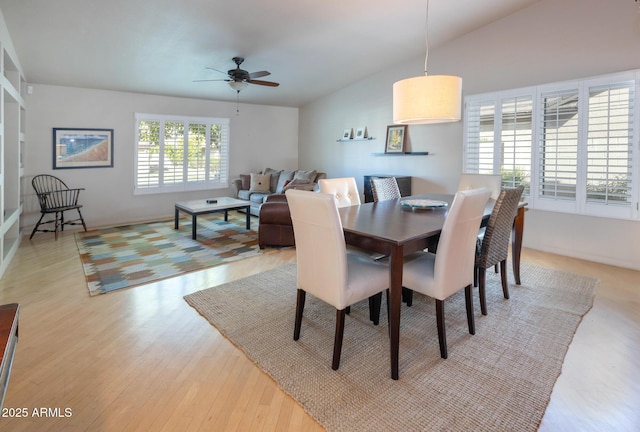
463 70 639 221
135 113 229 194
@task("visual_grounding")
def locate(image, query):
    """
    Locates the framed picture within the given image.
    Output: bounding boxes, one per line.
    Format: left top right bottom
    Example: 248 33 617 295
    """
53 128 114 169
385 125 407 153
342 128 353 139
355 126 367 139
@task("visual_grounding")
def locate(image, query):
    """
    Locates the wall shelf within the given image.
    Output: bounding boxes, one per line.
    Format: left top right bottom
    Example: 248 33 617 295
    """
337 137 374 142
372 151 429 156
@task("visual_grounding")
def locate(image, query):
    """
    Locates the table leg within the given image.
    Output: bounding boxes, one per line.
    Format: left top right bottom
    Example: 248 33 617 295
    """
191 214 197 240
512 207 525 285
245 207 251 229
174 207 179 230
389 245 404 380
224 210 229 222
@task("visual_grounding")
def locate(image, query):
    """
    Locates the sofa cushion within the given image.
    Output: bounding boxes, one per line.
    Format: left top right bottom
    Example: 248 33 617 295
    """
293 169 317 183
237 189 253 200
250 173 271 193
250 192 271 204
239 174 251 191
275 170 295 193
263 168 282 192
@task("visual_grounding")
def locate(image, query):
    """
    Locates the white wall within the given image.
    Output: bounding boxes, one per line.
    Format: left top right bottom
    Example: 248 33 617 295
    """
299 0 640 270
24 84 298 228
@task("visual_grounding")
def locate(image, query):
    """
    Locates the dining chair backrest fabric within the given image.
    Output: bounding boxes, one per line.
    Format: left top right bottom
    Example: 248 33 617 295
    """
318 177 361 208
477 186 524 269
285 189 349 308
371 177 401 202
433 188 491 299
458 173 501 199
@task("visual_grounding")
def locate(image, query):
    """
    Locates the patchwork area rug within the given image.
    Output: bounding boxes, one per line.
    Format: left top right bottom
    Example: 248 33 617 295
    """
185 263 597 432
76 213 264 296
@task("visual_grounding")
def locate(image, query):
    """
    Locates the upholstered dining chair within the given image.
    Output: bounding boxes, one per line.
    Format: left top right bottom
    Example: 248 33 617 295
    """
402 188 491 359
370 177 401 202
318 177 361 207
458 173 502 199
371 176 415 304
30 174 87 240
475 186 524 315
285 189 389 370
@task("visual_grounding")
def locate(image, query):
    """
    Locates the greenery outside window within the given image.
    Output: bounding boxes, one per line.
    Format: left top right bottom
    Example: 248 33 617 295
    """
463 70 639 221
134 113 230 194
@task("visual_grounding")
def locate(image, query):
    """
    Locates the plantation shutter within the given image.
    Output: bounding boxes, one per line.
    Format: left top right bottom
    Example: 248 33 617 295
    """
136 120 161 189
539 89 579 201
501 96 533 194
586 81 634 207
464 99 495 174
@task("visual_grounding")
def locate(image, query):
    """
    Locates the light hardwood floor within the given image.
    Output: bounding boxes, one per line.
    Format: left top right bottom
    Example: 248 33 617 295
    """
0 229 638 431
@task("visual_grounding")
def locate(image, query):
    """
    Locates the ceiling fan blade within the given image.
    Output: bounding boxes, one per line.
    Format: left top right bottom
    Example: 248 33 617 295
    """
249 70 270 79
248 79 280 87
205 67 230 76
192 78 229 83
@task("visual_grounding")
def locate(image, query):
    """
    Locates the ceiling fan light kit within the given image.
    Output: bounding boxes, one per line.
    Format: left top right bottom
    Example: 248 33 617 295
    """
392 0 462 125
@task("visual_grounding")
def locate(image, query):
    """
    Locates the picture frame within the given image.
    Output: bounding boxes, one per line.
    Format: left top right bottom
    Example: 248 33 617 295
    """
355 126 367 139
385 125 407 153
53 128 114 169
342 128 353 140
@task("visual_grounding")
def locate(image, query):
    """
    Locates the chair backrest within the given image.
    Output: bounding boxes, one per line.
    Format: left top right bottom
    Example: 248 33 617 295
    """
32 174 70 195
458 174 501 199
318 177 361 208
477 186 524 268
32 174 76 211
285 189 349 308
433 188 491 299
371 177 401 202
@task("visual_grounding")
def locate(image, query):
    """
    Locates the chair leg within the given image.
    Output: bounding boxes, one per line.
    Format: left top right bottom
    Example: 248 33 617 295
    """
293 289 306 341
369 293 382 325
500 260 509 299
332 309 346 370
30 213 46 239
465 284 475 335
402 287 413 306
54 212 62 240
77 208 87 231
435 299 447 359
478 267 488 315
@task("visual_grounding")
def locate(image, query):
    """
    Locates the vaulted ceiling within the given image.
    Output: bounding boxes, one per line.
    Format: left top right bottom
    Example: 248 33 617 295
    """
0 0 540 107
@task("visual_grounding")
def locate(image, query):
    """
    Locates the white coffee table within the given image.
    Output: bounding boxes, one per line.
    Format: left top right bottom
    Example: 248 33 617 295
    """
174 197 251 239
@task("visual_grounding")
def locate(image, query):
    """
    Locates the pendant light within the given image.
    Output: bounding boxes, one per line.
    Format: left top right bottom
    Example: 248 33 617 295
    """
392 0 462 124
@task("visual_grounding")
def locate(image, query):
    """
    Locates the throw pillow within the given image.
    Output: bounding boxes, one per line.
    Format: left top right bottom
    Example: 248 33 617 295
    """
263 168 282 192
293 169 317 183
249 173 271 193
239 174 251 190
282 179 315 192
275 170 295 193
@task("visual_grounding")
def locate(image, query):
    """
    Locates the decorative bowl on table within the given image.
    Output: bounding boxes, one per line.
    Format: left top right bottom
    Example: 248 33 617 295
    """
400 199 448 211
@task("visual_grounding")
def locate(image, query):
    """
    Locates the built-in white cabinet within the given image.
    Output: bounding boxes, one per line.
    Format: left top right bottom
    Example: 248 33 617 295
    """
0 39 25 277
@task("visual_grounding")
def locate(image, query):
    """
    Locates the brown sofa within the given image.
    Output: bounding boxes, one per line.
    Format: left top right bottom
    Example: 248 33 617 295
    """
258 194 295 249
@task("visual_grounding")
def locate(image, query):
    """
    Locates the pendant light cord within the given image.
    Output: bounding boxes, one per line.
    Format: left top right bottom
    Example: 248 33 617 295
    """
424 0 430 75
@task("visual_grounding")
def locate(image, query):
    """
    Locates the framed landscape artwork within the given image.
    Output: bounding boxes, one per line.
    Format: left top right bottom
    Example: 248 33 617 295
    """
53 128 114 169
385 125 407 153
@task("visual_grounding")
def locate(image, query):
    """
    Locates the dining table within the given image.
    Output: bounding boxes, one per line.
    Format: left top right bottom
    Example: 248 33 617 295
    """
338 192 526 380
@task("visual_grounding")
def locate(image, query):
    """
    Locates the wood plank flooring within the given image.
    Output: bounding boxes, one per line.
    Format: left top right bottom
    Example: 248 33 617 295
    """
0 229 638 431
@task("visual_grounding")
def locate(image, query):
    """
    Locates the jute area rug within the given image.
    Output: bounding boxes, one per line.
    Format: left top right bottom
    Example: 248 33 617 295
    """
185 262 597 432
76 213 267 296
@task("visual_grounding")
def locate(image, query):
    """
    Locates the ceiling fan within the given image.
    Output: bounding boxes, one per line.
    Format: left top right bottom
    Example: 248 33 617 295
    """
194 57 280 92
